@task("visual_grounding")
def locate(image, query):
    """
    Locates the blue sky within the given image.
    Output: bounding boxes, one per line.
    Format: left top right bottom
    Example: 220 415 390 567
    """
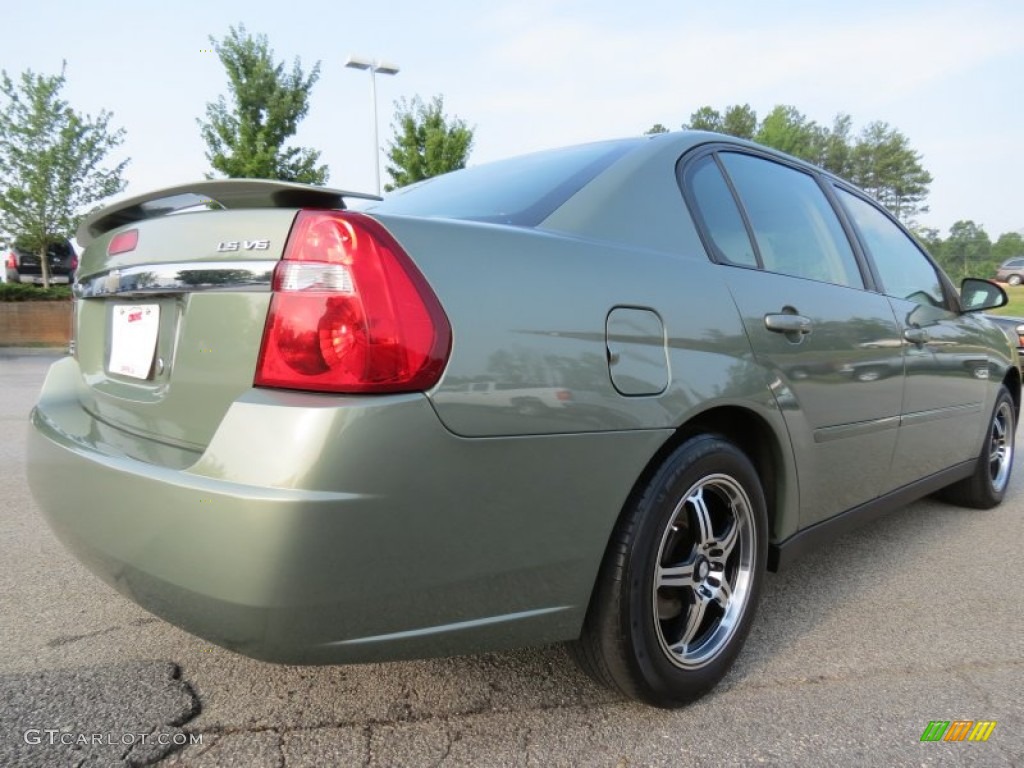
4 0 1022 237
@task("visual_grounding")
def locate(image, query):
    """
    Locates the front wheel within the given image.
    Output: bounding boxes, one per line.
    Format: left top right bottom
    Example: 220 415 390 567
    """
1008 274 1022 286
938 386 1016 509
573 435 767 707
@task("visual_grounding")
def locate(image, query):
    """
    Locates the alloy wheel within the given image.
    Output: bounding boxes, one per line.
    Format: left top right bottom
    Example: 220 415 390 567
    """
652 473 756 669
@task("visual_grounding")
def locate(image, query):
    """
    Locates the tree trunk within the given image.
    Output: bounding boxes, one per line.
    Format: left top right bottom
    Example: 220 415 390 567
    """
38 243 50 289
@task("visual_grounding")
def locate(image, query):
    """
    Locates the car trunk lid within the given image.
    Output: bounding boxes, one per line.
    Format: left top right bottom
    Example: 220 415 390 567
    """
71 180 378 459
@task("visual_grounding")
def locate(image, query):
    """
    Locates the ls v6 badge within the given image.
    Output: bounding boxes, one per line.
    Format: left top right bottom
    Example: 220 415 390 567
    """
217 239 270 252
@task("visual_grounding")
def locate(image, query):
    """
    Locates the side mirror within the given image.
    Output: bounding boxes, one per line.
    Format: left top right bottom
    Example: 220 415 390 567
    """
960 278 1007 312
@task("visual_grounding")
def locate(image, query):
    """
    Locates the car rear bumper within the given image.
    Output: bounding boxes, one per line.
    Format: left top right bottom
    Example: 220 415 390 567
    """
16 274 70 284
28 357 670 663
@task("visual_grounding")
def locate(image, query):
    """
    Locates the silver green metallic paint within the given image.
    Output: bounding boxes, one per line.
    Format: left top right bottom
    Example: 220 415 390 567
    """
26 133 1019 665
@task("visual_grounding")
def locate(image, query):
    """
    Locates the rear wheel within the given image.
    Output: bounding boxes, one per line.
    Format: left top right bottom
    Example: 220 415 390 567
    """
1008 274 1022 286
573 435 767 707
939 386 1015 509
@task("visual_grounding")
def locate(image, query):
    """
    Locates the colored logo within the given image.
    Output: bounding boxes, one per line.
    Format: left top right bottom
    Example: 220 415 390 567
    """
920 720 997 742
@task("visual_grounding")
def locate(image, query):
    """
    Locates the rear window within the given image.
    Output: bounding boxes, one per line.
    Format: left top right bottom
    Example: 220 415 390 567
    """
368 139 640 227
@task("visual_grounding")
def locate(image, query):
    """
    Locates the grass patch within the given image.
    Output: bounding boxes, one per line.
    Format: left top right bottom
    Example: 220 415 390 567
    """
988 284 1024 317
0 282 72 301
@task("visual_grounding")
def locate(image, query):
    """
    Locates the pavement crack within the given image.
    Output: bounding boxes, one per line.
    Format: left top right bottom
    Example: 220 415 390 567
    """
274 728 285 768
169 663 203 726
45 624 122 648
434 724 455 767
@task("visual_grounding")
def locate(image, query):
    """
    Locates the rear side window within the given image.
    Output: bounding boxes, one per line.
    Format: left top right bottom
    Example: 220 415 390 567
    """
686 156 758 268
837 188 946 308
369 139 640 227
719 153 863 288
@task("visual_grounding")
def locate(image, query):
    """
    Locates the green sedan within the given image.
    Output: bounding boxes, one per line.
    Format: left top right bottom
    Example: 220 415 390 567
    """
27 132 1018 708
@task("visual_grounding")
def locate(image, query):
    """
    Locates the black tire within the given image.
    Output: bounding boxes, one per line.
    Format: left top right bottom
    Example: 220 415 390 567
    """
572 435 768 708
1008 274 1022 286
938 386 1016 509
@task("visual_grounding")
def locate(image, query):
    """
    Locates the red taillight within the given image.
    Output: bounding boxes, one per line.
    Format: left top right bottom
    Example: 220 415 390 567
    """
5 251 16 269
255 210 451 393
71 254 78 272
108 229 138 255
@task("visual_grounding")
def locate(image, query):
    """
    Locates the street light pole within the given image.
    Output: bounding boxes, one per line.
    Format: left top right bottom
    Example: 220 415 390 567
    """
344 55 400 196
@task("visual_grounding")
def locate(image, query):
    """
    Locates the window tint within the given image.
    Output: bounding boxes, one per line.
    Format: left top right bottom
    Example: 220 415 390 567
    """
686 156 757 267
837 189 946 308
369 139 640 227
719 153 862 288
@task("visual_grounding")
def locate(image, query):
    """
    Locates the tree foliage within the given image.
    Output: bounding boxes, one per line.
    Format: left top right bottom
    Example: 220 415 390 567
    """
849 122 932 223
199 25 327 184
992 231 1024 262
384 95 474 192
937 220 993 284
913 221 1024 285
676 103 932 223
0 63 127 287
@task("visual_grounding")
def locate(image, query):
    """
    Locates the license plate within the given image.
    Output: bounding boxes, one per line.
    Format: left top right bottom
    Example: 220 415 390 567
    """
108 304 160 379
22 274 69 284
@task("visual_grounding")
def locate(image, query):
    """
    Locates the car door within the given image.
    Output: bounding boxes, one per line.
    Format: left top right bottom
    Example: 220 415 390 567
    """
834 188 990 487
683 150 904 528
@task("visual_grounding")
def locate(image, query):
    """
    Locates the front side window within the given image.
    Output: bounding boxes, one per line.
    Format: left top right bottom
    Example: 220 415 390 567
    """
837 189 946 308
719 153 863 288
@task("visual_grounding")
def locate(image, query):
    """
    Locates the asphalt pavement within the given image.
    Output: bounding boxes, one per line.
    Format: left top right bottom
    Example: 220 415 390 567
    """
1 349 1021 767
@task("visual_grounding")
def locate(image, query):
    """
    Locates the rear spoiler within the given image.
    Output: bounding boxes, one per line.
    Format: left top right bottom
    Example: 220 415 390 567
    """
76 179 381 246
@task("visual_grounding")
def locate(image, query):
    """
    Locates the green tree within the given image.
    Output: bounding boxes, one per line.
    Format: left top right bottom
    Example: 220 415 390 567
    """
942 220 992 284
849 122 931 224
755 105 821 159
816 114 854 177
684 106 724 133
199 25 327 184
0 64 127 287
384 95 474 191
993 231 1024 261
644 123 670 135
721 104 758 140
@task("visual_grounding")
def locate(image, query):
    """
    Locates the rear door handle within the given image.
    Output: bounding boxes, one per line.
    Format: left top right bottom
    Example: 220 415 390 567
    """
764 313 813 335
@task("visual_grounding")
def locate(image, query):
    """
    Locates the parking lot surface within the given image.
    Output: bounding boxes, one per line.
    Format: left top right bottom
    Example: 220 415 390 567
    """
1 350 1022 767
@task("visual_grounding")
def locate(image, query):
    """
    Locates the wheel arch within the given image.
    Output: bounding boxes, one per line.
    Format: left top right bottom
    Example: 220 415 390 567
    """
591 404 794 590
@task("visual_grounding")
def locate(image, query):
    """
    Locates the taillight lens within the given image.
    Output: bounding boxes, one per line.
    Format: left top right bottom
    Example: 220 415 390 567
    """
5 251 16 269
108 229 138 255
255 211 451 393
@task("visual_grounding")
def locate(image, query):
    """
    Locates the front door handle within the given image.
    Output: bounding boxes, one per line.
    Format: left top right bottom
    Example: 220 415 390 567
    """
764 313 813 335
903 327 929 345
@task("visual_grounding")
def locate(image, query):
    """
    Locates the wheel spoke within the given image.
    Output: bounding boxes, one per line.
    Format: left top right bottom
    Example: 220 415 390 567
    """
680 593 710 649
993 418 1006 442
713 519 740 562
688 488 714 549
657 561 695 590
708 572 733 610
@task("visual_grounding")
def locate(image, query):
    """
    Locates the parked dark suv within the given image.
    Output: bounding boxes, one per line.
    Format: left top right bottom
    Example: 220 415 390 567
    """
996 257 1024 286
4 240 77 284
